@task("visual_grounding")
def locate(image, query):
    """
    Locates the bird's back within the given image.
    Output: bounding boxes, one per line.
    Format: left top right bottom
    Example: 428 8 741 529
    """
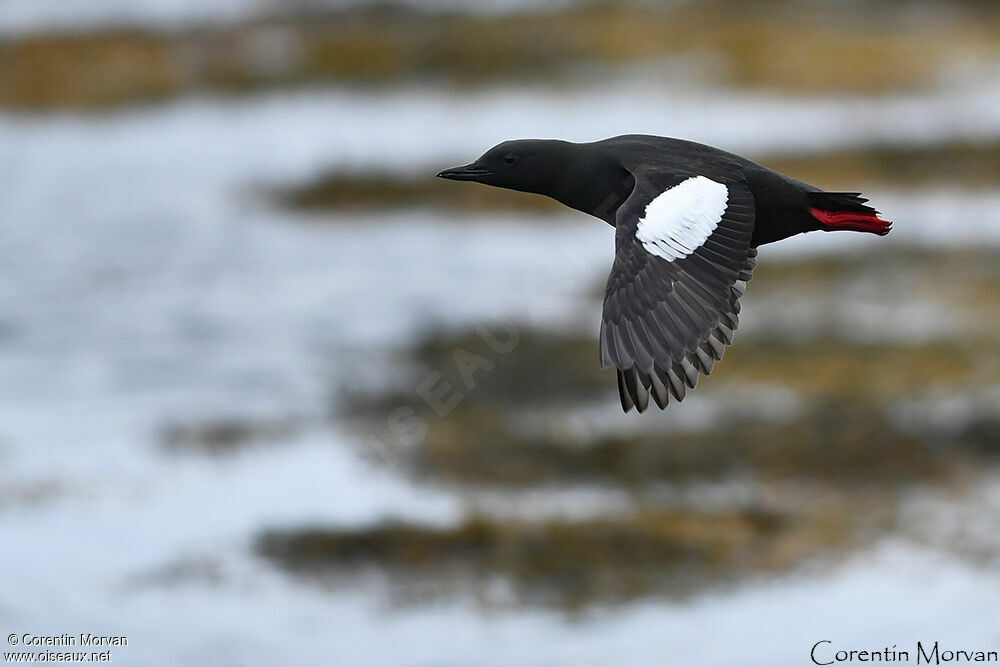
592 134 843 245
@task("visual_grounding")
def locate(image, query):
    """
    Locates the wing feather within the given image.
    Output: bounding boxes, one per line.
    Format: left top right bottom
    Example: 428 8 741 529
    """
602 174 756 412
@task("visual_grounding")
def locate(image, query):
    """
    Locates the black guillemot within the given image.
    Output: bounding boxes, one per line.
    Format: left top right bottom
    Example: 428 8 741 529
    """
438 135 891 413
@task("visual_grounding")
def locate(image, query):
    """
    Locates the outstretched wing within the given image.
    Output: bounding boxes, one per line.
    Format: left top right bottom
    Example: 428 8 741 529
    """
600 173 757 412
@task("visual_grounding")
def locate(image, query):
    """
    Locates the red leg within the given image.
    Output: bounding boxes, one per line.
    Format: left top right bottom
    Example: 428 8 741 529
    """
810 207 892 236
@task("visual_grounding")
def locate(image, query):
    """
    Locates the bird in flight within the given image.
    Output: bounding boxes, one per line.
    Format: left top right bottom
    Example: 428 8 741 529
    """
438 135 891 413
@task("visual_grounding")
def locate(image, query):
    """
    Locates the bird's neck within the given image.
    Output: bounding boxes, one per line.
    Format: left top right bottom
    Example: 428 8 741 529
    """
546 144 635 226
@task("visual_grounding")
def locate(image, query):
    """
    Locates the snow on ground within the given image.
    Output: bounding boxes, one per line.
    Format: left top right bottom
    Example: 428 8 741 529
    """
5 70 1000 188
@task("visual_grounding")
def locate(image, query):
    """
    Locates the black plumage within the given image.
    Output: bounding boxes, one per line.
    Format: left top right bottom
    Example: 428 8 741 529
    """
438 135 891 412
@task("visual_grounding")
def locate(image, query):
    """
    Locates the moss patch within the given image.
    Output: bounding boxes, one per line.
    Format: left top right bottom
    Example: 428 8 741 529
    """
720 339 985 399
160 416 300 455
409 400 990 488
256 505 859 607
343 327 608 417
277 173 562 214
0 31 182 109
747 246 1000 315
4 3 1000 109
763 142 1000 190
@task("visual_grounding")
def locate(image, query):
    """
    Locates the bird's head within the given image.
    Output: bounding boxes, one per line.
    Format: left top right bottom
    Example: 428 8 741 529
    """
436 139 567 195
437 138 632 224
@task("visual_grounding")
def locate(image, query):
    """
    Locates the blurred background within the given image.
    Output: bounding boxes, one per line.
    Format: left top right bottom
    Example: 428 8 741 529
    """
2 0 1000 664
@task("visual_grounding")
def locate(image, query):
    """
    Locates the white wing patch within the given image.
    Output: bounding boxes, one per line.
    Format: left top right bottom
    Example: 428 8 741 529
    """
635 176 729 262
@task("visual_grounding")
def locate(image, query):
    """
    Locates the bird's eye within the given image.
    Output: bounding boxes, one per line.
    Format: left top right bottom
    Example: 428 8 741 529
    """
503 154 516 165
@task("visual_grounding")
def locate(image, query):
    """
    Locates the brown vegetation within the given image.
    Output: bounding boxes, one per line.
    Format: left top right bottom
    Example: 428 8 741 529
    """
257 505 859 607
4 3 1000 109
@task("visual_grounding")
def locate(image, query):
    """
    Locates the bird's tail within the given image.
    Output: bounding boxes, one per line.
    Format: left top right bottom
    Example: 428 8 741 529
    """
807 191 892 236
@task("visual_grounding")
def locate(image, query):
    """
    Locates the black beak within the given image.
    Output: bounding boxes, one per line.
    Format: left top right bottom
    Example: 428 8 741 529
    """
436 163 492 182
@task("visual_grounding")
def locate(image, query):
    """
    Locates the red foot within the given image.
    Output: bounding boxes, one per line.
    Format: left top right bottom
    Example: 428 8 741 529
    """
810 207 892 236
